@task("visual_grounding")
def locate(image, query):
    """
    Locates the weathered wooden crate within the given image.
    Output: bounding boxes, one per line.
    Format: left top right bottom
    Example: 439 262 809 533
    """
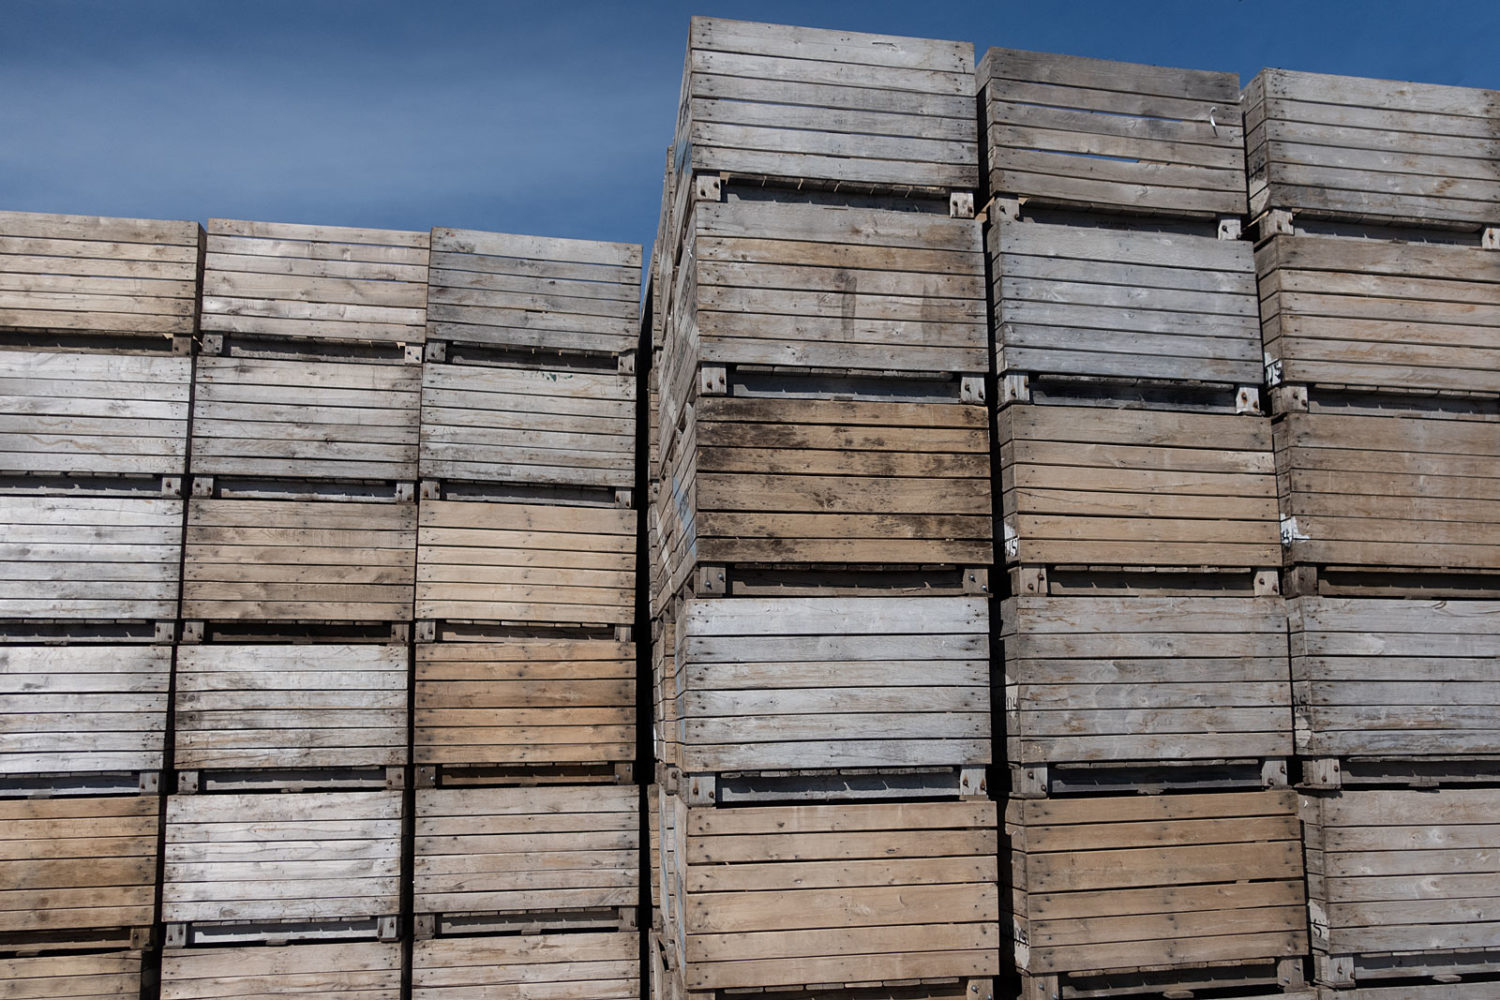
1002 596 1292 782
658 395 991 603
414 638 635 772
662 797 999 991
672 18 977 194
673 596 989 775
420 360 635 491
653 619 679 771
1008 790 1310 999
990 219 1262 385
426 229 640 357
416 499 635 628
412 932 640 1000
977 49 1245 218
1 951 142 999
174 643 408 773
0 645 169 778
414 785 637 927
161 942 402 999
1257 235 1500 394
1245 68 1500 229
191 357 420 482
0 349 190 480
0 496 182 625
182 499 416 622
0 210 201 348
1303 788 1500 988
163 791 402 939
1276 406 1500 580
200 220 428 351
0 795 158 944
998 404 1280 573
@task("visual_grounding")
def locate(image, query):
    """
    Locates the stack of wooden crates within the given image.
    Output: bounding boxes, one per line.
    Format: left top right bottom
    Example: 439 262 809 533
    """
1245 68 1500 999
976 50 1311 1000
647 19 1000 1000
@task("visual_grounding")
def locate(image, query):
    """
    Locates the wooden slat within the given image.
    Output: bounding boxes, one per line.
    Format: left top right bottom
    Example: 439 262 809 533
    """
1 950 143 1000
161 941 401 999
412 931 640 1000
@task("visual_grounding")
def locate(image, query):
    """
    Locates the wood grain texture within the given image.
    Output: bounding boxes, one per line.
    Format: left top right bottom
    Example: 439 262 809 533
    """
161 942 402 1000
415 638 635 766
1003 596 1292 764
163 791 403 924
0 645 169 775
1 951 143 1000
412 932 640 1000
1007 790 1307 975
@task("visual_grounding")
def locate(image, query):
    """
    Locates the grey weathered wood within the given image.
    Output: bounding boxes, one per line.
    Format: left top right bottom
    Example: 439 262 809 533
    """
1 951 144 1000
161 942 401 1000
412 932 640 1000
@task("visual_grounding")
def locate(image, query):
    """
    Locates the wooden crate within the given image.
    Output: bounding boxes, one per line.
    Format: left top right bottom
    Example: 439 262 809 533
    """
653 620 679 771
414 785 637 918
419 361 635 490
414 638 635 769
1276 408 1500 575
1 951 142 999
658 396 991 602
674 596 989 772
0 210 200 343
174 643 408 771
0 496 182 622
673 18 977 193
0 349 190 478
1303 788 1500 986
1245 68 1500 229
1257 235 1500 394
161 942 402 999
977 49 1245 218
0 795 158 939
412 932 640 1000
1007 791 1308 989
181 499 416 622
416 500 634 627
664 798 999 991
191 357 420 481
1003 596 1291 770
998 404 1280 569
426 229 640 356
163 791 402 928
201 220 428 348
989 219 1261 385
0 645 169 776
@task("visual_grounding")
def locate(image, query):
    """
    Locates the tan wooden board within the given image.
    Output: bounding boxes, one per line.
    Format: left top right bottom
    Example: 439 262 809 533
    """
0 644 169 774
665 797 1000 990
174 643 409 770
1276 410 1500 571
1245 68 1500 227
676 595 989 771
181 498 416 621
415 638 635 766
163 790 403 924
0 210 201 338
416 500 634 627
998 404 1280 568
414 785 638 915
412 931 640 1000
161 941 402 1000
0 496 183 620
678 18 978 191
1003 596 1292 765
419 362 635 489
191 357 420 480
0 350 190 476
991 220 1261 384
1007 790 1307 975
1257 235 1500 393
201 220 428 346
654 621 679 771
977 49 1246 217
1 950 143 1000
0 795 159 935
426 229 640 356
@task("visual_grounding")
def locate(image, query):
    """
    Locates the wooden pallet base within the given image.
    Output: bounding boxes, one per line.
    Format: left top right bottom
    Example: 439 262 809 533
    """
200 331 423 364
189 475 415 502
414 906 636 939
1009 565 1280 598
0 926 153 957
692 169 970 212
685 978 985 1000
416 620 630 643
1024 958 1309 1000
416 761 633 787
423 338 633 371
0 329 191 356
0 770 159 797
0 472 183 497
1302 757 1500 791
177 765 405 793
1001 372 1261 416
1011 759 1289 798
418 477 632 507
687 564 989 599
0 620 175 644
180 620 410 643
164 915 400 948
1318 950 1500 989
665 766 988 805
1284 565 1500 600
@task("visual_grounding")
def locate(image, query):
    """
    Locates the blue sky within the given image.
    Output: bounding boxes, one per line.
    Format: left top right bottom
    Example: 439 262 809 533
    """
4 0 1498 252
